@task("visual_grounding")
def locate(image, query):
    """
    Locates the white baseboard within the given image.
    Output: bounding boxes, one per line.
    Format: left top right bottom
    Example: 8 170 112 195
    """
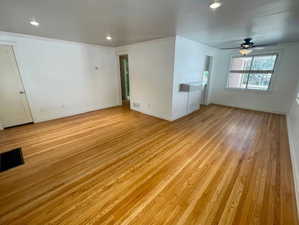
211 102 286 115
286 115 299 215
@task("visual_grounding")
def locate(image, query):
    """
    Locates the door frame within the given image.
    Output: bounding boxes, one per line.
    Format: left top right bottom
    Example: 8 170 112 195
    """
202 55 214 105
0 41 34 128
116 51 132 108
119 55 130 101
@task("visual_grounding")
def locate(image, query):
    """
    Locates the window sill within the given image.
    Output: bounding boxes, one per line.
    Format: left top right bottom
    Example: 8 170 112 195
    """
224 87 273 95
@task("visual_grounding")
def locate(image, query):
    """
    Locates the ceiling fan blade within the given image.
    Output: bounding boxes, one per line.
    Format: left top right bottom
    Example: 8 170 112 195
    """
219 42 277 50
253 46 265 50
219 47 240 50
254 43 277 48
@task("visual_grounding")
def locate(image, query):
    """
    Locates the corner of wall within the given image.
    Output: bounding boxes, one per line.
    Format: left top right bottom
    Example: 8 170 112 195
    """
170 36 178 119
286 114 299 216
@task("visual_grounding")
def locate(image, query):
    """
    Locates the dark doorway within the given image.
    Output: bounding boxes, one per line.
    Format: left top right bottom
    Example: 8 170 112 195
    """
201 55 213 105
119 55 130 106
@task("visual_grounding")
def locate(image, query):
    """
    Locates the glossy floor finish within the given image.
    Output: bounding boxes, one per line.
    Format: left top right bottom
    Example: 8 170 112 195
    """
0 105 298 225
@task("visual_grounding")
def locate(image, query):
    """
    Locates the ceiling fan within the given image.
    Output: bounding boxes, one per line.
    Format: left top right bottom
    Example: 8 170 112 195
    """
220 38 275 55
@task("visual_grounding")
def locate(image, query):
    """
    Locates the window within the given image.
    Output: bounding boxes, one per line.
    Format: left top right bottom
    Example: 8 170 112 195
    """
227 54 278 91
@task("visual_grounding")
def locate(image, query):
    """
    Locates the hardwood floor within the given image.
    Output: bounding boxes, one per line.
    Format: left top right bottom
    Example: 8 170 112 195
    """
0 105 298 225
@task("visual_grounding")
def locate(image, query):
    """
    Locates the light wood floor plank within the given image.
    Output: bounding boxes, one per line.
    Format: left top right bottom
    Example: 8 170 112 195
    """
0 105 298 225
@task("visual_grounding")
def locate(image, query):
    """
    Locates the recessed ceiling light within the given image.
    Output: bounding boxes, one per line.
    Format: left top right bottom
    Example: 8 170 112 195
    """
106 35 112 41
209 2 222 9
30 19 39 27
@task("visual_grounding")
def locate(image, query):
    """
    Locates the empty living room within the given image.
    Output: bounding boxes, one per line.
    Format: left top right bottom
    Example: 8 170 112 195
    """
1 0 299 224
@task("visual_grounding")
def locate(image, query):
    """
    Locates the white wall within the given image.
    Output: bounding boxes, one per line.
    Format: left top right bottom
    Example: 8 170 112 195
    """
1 33 214 124
0 32 120 124
116 37 176 121
287 79 299 210
209 43 299 114
171 36 217 120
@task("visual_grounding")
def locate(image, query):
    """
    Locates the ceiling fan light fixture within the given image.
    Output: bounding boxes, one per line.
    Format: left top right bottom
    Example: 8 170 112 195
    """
240 48 252 56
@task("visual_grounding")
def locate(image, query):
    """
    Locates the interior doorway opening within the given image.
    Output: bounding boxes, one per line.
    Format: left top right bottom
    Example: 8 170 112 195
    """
119 55 130 107
202 55 213 105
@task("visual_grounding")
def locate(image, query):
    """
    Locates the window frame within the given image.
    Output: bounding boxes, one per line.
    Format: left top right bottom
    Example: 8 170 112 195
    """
226 53 279 92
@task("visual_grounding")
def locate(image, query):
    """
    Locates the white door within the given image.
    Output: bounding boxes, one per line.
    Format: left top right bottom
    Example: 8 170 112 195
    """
0 45 33 128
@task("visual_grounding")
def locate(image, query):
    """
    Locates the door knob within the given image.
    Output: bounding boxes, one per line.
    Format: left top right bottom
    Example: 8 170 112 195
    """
19 91 25 94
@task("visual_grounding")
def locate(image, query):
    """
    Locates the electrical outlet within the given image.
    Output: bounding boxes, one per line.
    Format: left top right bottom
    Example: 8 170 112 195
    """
133 102 140 108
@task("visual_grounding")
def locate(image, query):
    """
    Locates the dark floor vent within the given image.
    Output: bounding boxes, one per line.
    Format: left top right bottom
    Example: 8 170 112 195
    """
0 148 24 172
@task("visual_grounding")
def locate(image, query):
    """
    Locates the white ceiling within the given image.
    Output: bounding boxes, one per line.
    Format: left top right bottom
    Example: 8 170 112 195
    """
0 0 299 48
